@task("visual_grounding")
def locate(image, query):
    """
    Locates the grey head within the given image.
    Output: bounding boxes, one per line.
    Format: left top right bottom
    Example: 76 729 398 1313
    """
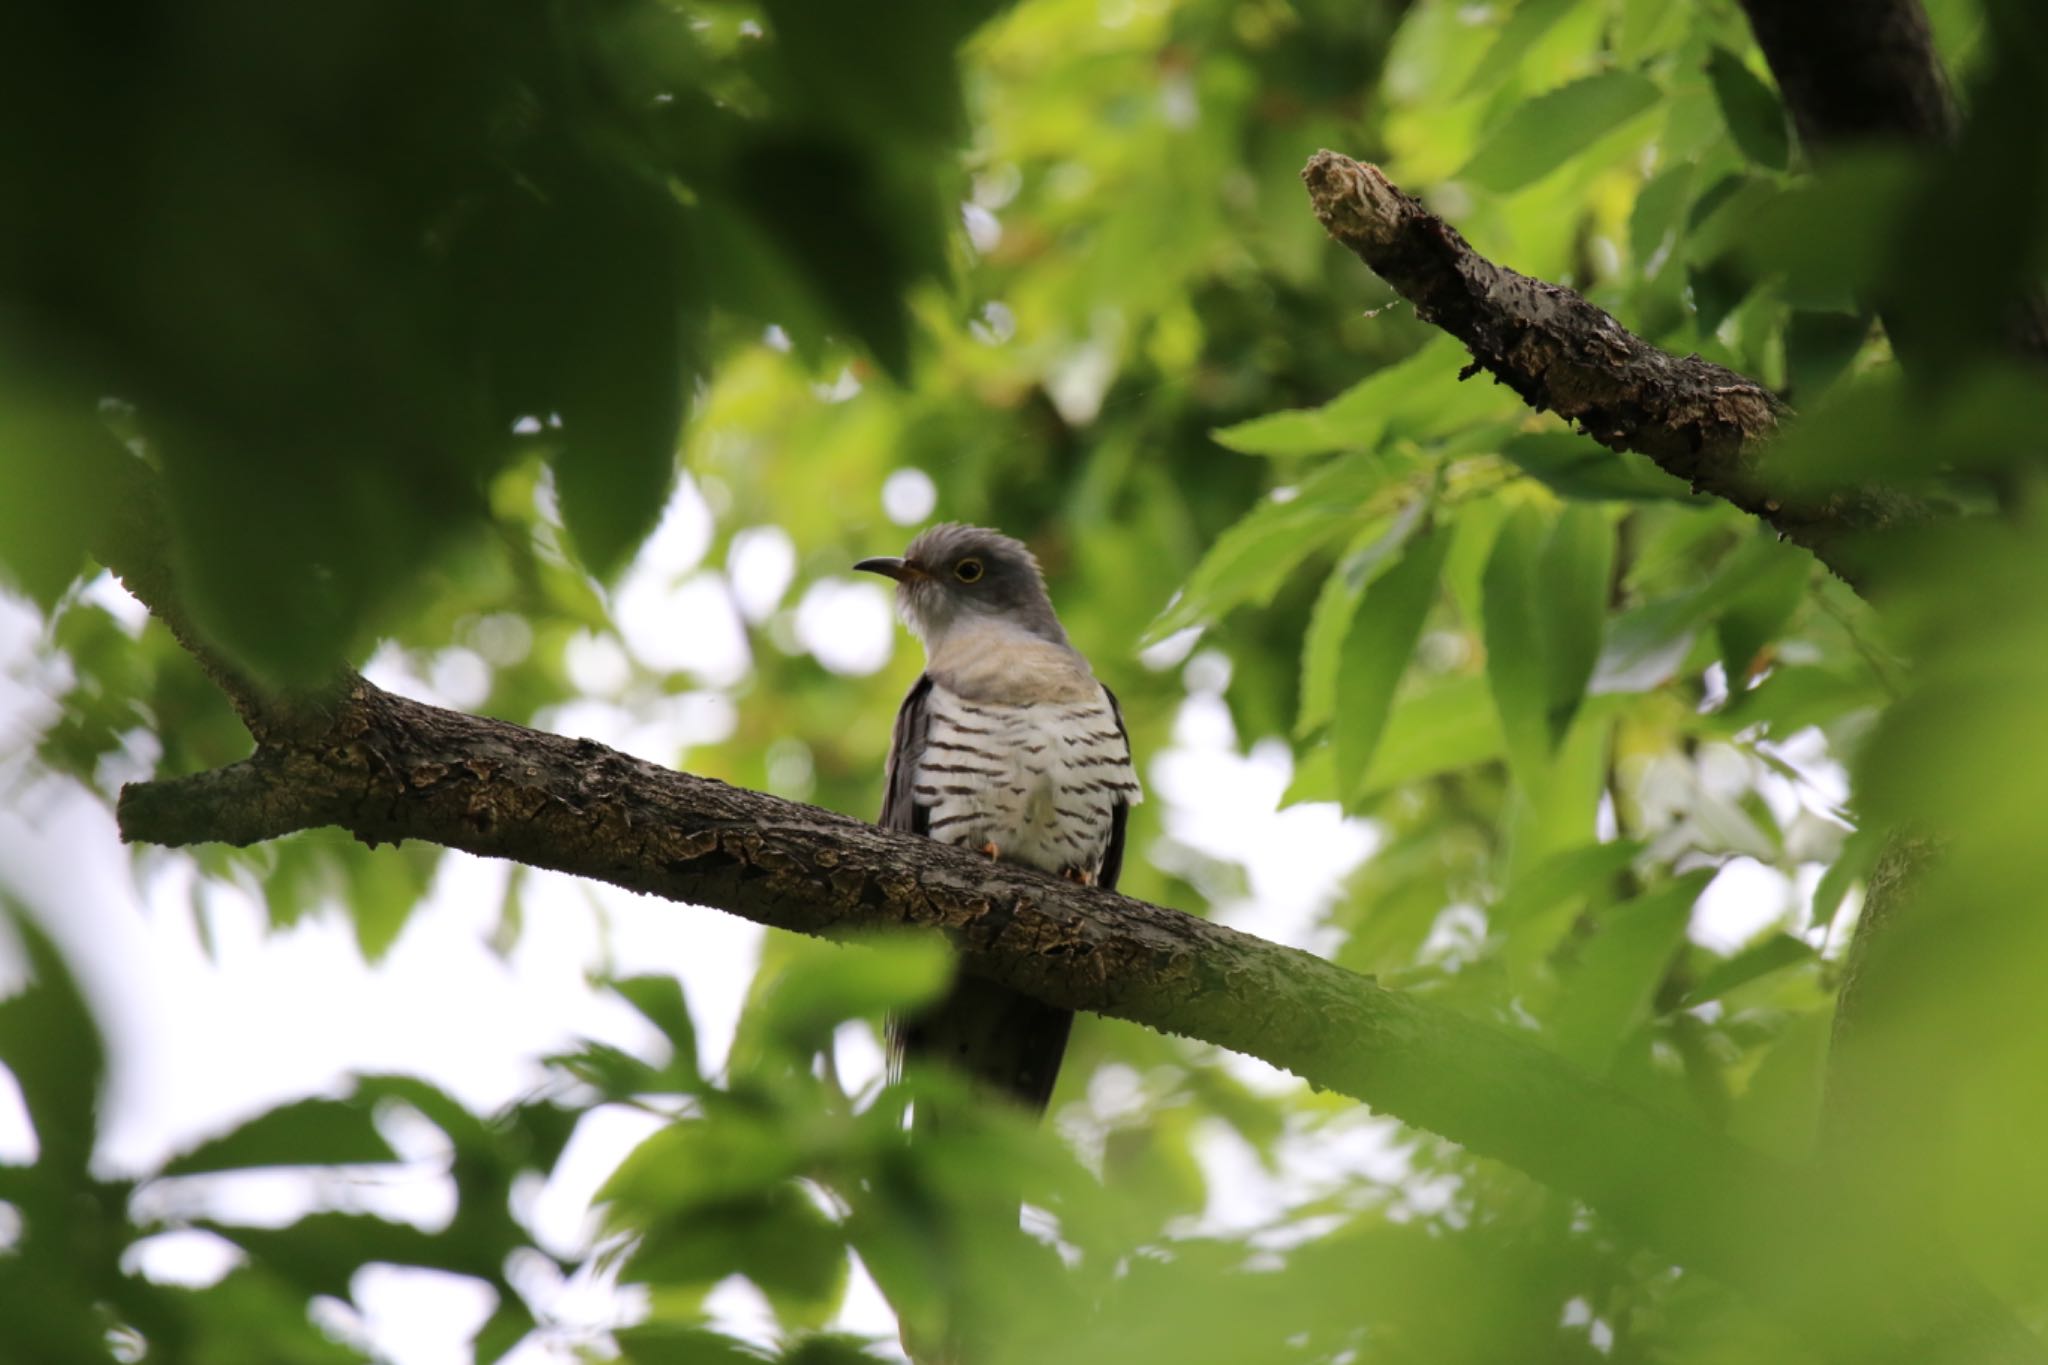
854 523 1069 649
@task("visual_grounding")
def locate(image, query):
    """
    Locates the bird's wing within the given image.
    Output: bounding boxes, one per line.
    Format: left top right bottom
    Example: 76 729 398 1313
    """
1097 681 1134 892
879 673 933 836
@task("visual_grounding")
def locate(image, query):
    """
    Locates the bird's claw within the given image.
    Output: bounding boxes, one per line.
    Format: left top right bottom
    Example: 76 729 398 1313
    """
978 841 1001 861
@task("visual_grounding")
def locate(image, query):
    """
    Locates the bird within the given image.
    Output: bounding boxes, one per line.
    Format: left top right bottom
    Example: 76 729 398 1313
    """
855 522 1141 1117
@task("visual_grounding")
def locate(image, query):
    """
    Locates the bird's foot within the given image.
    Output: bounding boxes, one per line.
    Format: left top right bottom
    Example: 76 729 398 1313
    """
978 841 1001 861
1062 867 1095 887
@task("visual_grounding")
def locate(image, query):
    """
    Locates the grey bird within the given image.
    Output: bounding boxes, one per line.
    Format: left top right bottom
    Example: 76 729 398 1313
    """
856 523 1141 1115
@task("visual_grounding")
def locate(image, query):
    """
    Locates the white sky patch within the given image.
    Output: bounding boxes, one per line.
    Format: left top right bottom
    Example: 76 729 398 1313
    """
1151 693 1377 956
1046 335 1117 426
726 525 797 622
427 647 491 712
350 1265 498 1365
1690 856 1795 952
615 571 750 686
881 468 937 526
961 202 1002 255
793 578 896 676
564 631 632 698
1138 624 1202 672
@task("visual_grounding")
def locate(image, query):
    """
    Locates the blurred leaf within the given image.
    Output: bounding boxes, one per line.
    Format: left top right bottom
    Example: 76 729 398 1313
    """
1715 549 1810 686
617 1324 773 1364
1785 310 1873 404
0 907 104 1187
1537 505 1613 742
1336 525 1450 806
1705 47 1790 172
1482 504 1552 790
1630 161 1696 273
1210 337 1494 458
1493 840 1643 929
1460 0 1579 96
1549 870 1712 1070
1687 255 1757 334
1500 431 1692 502
161 1095 397 1176
739 934 952 1066
1460 71 1662 193
627 1184 848 1318
1142 449 1414 644
0 410 129 611
1811 825 1882 934
1681 933 1815 1007
612 974 705 1090
1297 507 1423 738
1291 674 1507 806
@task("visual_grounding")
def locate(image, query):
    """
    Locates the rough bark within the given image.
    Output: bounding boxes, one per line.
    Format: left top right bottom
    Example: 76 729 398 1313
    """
1300 151 1932 590
109 667 2041 1364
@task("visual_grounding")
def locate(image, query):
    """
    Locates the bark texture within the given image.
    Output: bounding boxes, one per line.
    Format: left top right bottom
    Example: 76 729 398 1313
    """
1300 151 1930 590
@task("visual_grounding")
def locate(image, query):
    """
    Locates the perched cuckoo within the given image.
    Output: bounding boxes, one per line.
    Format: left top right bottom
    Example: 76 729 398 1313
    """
856 523 1141 1115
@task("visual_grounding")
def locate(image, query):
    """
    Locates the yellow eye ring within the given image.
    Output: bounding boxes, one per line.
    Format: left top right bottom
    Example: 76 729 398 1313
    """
954 558 985 583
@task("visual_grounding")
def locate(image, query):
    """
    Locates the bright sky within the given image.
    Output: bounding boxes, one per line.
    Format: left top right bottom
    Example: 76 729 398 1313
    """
0 474 1857 1363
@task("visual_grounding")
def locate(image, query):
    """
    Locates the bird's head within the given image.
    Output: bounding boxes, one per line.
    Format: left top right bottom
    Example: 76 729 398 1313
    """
854 523 1067 649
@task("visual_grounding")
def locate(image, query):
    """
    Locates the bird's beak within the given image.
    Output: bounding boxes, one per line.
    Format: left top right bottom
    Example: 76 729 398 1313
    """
853 556 927 583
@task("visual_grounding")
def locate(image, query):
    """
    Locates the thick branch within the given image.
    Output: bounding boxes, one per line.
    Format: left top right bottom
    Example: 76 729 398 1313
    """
114 677 2042 1363
1300 151 1934 590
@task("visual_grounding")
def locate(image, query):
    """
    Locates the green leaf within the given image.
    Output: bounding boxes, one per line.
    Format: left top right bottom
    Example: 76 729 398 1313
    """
1629 162 1696 274
474 1300 538 1365
1211 337 1485 458
626 1184 849 1315
1811 826 1881 934
1681 932 1816 1007
549 172 693 582
1785 310 1872 404
1491 840 1644 929
617 1324 773 1364
740 935 952 1065
1687 254 1757 334
612 975 704 1089
161 1096 397 1176
1336 526 1451 807
1715 549 1811 685
1296 503 1427 738
1142 449 1413 644
728 132 930 383
1500 432 1692 502
1481 504 1552 791
0 906 104 1187
1537 505 1614 742
1548 871 1713 1070
1460 0 1580 96
1460 71 1663 193
1705 46 1790 172
213 1212 466 1299
0 411 128 612
1288 675 1506 806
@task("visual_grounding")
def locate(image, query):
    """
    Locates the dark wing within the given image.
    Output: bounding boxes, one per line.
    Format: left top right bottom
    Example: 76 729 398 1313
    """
879 673 933 836
1096 682 1134 892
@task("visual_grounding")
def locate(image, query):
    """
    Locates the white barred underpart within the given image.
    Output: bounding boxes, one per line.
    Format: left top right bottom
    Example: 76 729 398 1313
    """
913 683 1141 878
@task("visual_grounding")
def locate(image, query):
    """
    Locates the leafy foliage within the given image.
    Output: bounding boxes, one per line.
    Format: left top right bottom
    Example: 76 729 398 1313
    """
3 0 2048 1359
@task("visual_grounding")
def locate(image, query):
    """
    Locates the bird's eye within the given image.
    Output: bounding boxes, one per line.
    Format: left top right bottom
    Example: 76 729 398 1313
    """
954 558 984 583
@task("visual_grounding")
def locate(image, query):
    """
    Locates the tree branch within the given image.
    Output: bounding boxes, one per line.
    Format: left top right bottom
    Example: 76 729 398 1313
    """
1299 151 1937 591
109 658 2040 1361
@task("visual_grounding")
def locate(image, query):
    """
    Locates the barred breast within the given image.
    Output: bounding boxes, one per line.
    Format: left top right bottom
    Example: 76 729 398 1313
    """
913 683 1141 878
